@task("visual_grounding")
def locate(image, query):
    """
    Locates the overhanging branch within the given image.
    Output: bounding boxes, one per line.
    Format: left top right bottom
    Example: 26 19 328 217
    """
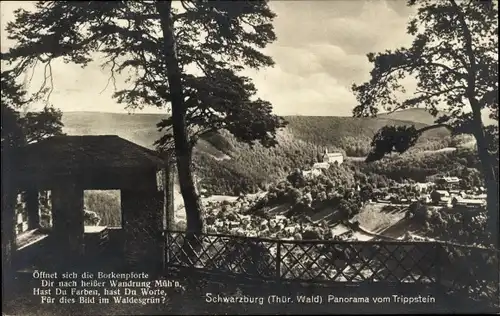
416 123 453 134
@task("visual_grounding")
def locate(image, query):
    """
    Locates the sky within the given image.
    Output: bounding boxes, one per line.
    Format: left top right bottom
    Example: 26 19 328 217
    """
1 1 420 116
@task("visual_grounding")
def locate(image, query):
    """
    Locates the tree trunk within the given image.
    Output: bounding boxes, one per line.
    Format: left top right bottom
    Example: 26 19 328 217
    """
453 0 499 248
473 131 498 247
1 146 17 296
470 102 499 249
155 1 204 240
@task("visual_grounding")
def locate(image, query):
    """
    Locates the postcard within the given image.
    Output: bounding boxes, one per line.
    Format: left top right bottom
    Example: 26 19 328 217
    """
1 0 498 315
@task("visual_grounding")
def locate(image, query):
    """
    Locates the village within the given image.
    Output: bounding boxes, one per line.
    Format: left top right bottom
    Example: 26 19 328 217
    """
185 148 489 243
372 175 487 210
12 145 487 246
304 149 487 210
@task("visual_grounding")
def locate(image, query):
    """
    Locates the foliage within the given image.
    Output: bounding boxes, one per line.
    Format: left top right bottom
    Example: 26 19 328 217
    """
2 1 286 152
351 0 498 238
2 1 288 235
60 110 461 196
430 191 442 205
408 206 493 247
195 128 460 195
1 70 64 149
256 163 369 223
1 71 26 149
365 125 420 162
195 131 476 198
20 107 64 144
352 0 497 135
285 115 451 158
194 130 326 195
84 190 121 227
359 148 482 183
406 202 430 223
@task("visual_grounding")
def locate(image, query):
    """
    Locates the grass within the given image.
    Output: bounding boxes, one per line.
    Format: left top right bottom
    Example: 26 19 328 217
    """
355 203 407 233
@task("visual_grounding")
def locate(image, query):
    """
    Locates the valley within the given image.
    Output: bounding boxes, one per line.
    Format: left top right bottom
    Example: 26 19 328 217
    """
56 109 488 248
61 109 465 196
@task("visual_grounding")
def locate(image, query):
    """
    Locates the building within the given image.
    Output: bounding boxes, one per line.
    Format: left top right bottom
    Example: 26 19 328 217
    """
10 135 173 275
301 168 323 178
322 148 344 165
451 197 487 208
435 176 460 190
414 182 435 193
311 149 343 171
466 193 487 200
439 197 452 207
312 162 330 170
434 190 450 198
431 190 451 206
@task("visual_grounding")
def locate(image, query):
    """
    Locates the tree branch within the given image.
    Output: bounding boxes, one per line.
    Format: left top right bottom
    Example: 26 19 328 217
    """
425 61 468 80
416 123 453 134
449 0 477 98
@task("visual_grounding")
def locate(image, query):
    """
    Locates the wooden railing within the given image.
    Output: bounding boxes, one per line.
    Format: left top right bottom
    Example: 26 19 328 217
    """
165 231 441 283
164 230 499 306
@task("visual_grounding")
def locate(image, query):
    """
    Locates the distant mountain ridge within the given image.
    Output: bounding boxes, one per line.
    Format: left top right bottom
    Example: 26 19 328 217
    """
61 108 446 150
61 109 454 194
377 108 441 125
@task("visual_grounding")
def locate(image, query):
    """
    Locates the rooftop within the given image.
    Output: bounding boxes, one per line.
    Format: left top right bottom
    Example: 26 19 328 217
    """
324 152 343 156
438 176 460 183
453 198 486 205
435 190 450 195
16 135 166 173
312 162 330 169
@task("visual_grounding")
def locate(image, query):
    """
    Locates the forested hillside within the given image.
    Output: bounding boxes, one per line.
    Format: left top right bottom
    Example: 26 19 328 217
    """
62 109 460 195
283 115 449 156
359 148 482 183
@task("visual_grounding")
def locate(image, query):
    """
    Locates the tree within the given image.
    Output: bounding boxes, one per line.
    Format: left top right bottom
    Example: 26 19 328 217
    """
287 187 302 205
1 70 63 288
352 0 498 246
287 169 306 188
430 190 443 205
2 1 286 235
408 201 429 224
359 184 373 202
316 148 323 163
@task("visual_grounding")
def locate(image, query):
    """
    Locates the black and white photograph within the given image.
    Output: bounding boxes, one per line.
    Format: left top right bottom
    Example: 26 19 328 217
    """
1 0 499 315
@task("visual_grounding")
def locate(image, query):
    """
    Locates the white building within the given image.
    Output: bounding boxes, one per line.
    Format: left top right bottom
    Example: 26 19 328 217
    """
434 190 450 197
301 168 323 178
311 149 344 171
322 148 344 165
415 182 435 193
452 197 486 208
436 176 461 189
312 162 330 170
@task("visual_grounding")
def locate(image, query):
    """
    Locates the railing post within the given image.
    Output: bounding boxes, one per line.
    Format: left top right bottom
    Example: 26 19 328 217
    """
436 243 441 286
497 249 500 311
276 241 282 280
165 230 170 267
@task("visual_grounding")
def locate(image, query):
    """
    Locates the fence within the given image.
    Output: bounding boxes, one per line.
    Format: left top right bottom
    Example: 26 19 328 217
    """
164 230 499 305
